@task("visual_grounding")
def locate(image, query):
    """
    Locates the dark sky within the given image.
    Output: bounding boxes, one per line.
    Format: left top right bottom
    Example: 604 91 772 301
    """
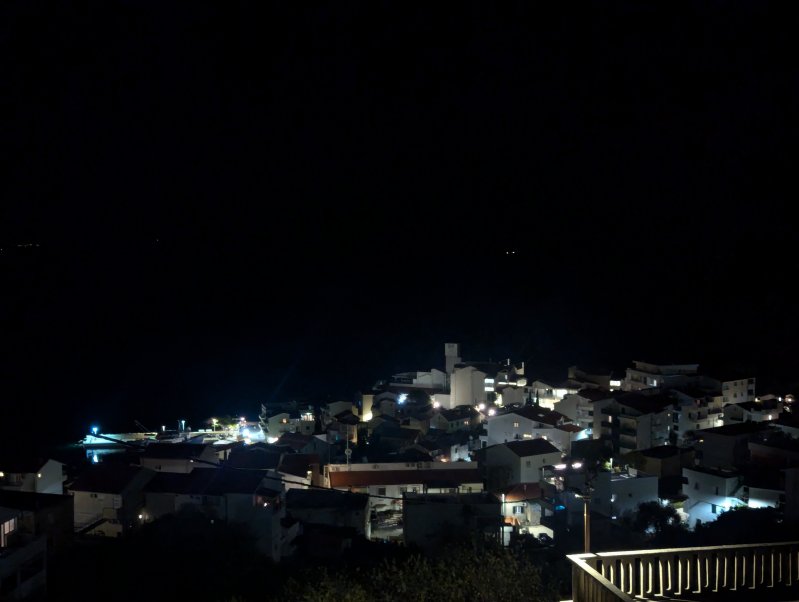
2 2 797 444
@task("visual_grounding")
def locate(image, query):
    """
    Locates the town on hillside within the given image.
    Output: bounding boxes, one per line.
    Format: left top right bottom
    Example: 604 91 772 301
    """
2 343 798 600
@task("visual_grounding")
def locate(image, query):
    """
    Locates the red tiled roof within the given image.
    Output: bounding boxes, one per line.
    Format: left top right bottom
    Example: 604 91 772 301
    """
328 468 482 488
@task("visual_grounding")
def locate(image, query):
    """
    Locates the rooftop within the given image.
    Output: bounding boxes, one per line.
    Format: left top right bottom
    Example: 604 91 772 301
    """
501 439 561 457
70 464 152 494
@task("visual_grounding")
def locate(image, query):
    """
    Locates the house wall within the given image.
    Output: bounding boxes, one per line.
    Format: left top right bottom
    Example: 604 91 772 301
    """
698 433 748 470
747 486 782 509
592 471 659 518
36 460 64 494
501 499 542 527
682 468 743 528
73 490 122 534
451 366 488 408
722 378 756 405
486 413 535 446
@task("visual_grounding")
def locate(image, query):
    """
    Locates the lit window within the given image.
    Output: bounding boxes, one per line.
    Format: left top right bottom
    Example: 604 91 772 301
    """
513 422 520 428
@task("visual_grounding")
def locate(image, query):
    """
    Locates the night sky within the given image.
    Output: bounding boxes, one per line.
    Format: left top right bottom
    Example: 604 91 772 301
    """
2 2 797 446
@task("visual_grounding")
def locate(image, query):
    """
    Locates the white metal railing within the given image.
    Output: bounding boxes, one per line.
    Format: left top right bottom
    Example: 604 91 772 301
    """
569 541 799 601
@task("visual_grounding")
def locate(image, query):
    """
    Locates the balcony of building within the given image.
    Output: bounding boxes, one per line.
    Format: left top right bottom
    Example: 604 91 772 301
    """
568 541 799 601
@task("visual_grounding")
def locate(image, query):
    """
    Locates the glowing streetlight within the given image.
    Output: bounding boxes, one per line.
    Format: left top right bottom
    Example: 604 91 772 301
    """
91 426 99 436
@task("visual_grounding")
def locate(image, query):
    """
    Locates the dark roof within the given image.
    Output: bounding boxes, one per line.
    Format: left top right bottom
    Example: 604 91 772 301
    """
637 445 688 459
737 400 779 412
70 465 152 494
145 468 278 496
204 468 276 495
286 488 368 511
141 443 210 460
511 407 566 425
0 490 72 511
333 412 360 425
278 432 316 451
0 456 53 474
702 422 772 437
226 446 282 470
439 406 477 421
576 388 613 402
670 387 713 400
556 424 584 433
502 439 561 457
453 361 502 374
375 425 420 441
278 454 320 478
616 392 673 414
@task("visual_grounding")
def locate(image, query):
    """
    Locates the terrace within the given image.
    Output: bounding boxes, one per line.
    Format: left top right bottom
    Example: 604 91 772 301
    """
568 541 799 601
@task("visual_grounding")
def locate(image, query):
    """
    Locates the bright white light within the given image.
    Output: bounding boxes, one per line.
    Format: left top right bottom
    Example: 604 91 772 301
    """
488 408 496 416
240 417 246 422
266 436 279 444
242 428 251 438
432 401 441 409
478 403 486 411
554 464 567 470
92 454 99 464
37 473 42 478
363 411 373 421
398 393 408 404
161 425 166 432
138 514 143 519
571 462 583 469
91 426 99 435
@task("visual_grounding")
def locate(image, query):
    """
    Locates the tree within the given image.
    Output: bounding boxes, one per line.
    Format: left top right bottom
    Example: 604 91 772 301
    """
625 501 690 547
277 546 559 602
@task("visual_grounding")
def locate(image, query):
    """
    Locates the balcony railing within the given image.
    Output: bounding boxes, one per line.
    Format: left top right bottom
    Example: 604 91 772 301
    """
569 541 799 601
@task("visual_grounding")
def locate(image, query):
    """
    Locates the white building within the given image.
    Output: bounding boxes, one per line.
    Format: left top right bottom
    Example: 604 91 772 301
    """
593 393 672 455
0 508 47 600
486 406 569 446
526 380 580 411
623 361 700 391
682 466 744 528
555 389 613 435
69 465 155 536
723 399 782 425
450 364 494 408
483 439 563 488
0 458 64 495
721 376 756 405
669 388 724 444
591 468 659 519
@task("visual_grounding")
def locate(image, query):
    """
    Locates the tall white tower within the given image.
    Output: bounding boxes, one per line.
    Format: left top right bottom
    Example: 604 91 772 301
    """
445 343 461 375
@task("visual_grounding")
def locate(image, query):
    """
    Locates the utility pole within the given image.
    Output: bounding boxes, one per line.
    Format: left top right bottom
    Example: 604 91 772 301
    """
575 493 591 552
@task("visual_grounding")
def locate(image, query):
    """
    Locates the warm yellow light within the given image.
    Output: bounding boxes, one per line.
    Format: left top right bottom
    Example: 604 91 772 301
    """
37 473 42 478
0 472 4 478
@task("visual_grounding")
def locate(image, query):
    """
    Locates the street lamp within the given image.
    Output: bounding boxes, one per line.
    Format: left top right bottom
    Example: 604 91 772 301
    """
575 493 591 552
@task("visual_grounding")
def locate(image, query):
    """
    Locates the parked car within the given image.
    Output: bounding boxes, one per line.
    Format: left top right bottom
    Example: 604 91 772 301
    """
537 533 553 545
